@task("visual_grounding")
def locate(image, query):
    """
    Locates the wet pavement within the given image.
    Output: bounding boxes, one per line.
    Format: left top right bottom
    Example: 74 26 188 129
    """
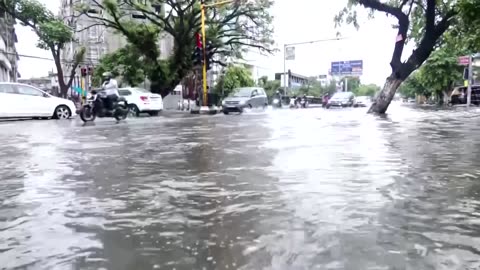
2 103 480 269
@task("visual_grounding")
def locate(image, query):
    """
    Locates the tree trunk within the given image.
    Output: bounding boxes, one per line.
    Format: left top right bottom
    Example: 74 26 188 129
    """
367 76 404 114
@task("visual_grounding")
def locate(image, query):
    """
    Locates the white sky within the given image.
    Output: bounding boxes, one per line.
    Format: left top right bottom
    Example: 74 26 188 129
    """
15 0 413 85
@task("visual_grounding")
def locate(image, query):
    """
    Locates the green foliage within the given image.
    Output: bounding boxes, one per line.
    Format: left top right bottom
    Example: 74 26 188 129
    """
0 0 83 97
215 65 255 97
78 0 276 97
417 45 464 97
399 71 425 98
454 0 480 51
344 76 360 92
257 76 281 97
354 84 380 97
93 45 150 87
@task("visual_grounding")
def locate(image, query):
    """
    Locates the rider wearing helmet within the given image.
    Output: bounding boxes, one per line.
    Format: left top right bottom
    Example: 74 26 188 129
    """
101 72 119 111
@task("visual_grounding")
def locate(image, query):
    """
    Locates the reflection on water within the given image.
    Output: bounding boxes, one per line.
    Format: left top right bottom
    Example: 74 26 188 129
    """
2 104 480 269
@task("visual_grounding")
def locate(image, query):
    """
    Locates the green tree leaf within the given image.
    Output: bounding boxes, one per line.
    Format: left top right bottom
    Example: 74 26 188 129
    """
215 65 255 97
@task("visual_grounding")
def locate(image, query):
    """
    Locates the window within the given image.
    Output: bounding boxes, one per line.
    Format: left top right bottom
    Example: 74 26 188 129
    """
132 13 146 20
88 47 99 60
0 84 16 94
89 26 98 40
119 90 132 96
251 89 258 96
16 85 44 96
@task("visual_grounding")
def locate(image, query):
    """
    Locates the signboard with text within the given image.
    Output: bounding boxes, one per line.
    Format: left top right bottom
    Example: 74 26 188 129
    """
458 56 470 66
330 60 363 76
285 47 295 60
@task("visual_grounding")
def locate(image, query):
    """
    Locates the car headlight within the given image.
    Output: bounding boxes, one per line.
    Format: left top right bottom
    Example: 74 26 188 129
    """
239 100 246 105
222 100 226 105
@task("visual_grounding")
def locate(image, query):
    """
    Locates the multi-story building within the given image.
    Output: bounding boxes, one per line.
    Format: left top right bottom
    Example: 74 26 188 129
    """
59 0 174 84
0 7 19 82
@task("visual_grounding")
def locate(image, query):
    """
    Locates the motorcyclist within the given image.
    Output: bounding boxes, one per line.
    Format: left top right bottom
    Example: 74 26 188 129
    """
301 94 308 107
101 72 119 111
273 90 282 107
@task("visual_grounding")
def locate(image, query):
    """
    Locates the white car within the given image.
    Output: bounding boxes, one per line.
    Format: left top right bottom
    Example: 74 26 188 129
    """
0 82 77 119
118 87 163 116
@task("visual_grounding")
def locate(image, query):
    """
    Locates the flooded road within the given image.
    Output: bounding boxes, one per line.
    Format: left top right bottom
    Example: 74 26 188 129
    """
2 103 480 269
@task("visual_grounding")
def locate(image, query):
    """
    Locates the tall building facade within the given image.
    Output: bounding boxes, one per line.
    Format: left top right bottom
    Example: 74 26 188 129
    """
0 8 19 82
59 0 174 84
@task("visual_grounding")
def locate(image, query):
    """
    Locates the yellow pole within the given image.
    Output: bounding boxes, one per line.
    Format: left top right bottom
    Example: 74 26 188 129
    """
81 77 85 104
201 4 208 107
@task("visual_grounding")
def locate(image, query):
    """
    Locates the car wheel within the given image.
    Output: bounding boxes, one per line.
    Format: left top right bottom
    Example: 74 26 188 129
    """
128 104 140 117
223 110 229 115
53 105 71 119
148 111 160 116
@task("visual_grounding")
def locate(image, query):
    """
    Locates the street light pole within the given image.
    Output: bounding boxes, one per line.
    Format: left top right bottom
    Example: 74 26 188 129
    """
282 37 348 96
200 2 208 107
283 44 287 96
467 54 473 107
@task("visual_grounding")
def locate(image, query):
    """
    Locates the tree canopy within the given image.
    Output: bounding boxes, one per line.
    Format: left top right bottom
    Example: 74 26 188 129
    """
0 0 85 97
335 0 480 113
78 0 276 97
214 65 255 97
93 45 148 87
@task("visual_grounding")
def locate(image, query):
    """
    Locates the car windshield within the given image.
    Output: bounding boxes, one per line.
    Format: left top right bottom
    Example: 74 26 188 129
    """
332 92 352 99
232 88 253 97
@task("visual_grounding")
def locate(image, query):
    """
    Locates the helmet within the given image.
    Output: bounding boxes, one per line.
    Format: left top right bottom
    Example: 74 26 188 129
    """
102 72 112 79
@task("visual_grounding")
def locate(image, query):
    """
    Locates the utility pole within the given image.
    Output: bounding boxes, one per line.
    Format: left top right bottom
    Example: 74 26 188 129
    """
283 37 348 96
199 0 237 107
467 54 473 106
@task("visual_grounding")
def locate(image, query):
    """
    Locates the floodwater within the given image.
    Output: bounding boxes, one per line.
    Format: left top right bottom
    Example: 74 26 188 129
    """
2 103 480 269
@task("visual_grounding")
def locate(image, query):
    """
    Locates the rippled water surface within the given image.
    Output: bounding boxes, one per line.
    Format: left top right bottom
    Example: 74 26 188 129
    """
2 103 480 269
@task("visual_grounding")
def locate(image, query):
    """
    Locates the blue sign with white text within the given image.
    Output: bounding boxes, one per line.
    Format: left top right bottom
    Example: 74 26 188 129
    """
331 60 363 76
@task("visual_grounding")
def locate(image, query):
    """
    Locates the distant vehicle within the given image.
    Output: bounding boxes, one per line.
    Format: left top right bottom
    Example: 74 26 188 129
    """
118 87 163 117
272 97 282 108
326 91 356 109
0 82 76 119
354 96 371 107
449 85 480 106
222 87 268 114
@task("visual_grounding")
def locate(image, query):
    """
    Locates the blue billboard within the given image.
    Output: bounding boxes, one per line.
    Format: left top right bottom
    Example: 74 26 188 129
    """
331 60 363 76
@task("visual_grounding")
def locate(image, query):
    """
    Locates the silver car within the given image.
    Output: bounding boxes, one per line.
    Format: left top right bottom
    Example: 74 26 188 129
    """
222 87 268 114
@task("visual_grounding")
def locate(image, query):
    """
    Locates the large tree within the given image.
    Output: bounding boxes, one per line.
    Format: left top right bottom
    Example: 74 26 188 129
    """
335 0 478 114
215 65 254 97
78 0 275 97
0 0 85 98
93 44 149 87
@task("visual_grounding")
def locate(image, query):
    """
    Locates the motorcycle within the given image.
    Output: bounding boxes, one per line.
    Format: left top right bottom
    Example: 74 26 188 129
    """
289 97 300 109
272 98 282 108
300 97 308 108
80 89 129 122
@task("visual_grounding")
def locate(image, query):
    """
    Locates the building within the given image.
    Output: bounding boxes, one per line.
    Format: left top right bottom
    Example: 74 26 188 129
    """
59 0 174 84
275 70 310 89
0 7 19 82
18 77 52 91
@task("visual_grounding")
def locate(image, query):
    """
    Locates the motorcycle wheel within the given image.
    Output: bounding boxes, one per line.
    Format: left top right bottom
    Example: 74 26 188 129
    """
80 105 96 122
114 102 128 121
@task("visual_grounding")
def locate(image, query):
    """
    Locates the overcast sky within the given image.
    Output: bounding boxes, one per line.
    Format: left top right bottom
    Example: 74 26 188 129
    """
15 0 413 86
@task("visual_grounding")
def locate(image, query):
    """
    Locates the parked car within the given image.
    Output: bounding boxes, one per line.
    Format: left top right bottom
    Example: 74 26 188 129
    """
222 87 268 114
0 82 76 119
326 91 356 108
118 87 163 117
449 85 480 106
354 96 371 107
